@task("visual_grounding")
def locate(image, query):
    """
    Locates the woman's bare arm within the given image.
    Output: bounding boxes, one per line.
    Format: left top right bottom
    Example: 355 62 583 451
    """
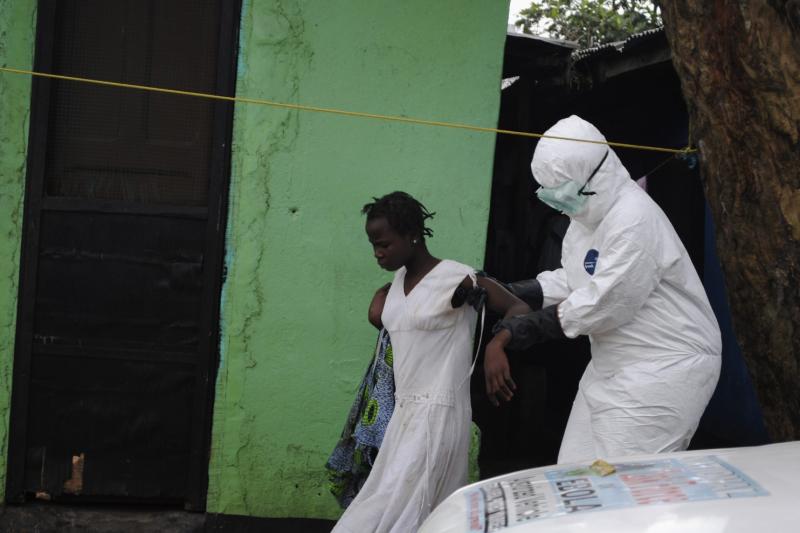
457 275 531 406
368 283 391 329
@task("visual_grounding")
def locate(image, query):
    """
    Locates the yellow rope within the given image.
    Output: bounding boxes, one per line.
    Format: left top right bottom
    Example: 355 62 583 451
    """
0 66 695 155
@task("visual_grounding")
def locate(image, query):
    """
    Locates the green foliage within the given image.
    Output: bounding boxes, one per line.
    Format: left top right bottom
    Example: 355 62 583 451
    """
515 0 662 48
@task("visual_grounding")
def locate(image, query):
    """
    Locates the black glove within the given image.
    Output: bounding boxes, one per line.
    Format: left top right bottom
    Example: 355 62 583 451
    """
506 279 543 310
451 284 487 312
492 304 565 350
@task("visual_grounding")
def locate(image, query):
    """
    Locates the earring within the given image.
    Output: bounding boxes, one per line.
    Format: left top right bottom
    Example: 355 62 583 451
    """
412 239 418 245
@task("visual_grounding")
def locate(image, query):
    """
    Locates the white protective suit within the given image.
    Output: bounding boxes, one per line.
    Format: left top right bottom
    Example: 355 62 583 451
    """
531 115 722 463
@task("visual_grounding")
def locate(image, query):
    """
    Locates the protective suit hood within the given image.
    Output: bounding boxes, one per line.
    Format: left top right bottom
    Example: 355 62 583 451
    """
531 115 631 227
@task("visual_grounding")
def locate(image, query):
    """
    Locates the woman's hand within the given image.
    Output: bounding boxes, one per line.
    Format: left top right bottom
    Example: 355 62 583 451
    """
368 283 391 329
484 329 516 406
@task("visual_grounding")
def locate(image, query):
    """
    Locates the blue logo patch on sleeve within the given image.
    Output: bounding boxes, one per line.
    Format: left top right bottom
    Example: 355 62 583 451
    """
584 249 599 275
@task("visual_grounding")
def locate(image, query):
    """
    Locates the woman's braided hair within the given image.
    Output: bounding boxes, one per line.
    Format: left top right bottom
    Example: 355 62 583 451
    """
362 191 435 239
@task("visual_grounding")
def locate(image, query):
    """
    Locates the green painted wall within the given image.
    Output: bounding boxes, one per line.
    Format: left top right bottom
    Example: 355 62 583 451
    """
0 0 36 502
207 0 509 519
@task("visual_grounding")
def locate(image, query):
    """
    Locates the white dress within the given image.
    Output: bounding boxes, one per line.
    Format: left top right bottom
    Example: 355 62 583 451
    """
332 259 478 533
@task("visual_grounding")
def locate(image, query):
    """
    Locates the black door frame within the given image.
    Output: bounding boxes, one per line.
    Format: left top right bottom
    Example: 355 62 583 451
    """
5 0 242 511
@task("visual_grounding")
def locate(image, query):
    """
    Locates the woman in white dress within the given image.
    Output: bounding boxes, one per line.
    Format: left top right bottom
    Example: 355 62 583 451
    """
332 192 529 533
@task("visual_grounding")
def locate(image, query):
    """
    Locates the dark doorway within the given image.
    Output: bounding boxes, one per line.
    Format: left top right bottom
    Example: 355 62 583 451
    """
6 0 241 510
472 34 591 479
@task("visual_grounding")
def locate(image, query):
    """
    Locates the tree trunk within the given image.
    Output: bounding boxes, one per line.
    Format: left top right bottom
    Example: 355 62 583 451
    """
659 1 800 441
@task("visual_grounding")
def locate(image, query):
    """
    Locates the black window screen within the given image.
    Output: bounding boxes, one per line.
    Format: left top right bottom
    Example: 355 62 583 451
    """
44 0 220 206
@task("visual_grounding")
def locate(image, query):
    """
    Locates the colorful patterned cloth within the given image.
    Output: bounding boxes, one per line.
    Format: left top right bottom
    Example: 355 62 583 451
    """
326 329 395 508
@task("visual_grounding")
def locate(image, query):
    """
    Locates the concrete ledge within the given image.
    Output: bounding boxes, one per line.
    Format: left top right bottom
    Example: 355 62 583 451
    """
0 504 335 532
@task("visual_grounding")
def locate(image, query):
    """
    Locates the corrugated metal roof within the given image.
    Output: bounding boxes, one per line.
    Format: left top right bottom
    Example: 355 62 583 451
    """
571 26 664 62
506 29 578 50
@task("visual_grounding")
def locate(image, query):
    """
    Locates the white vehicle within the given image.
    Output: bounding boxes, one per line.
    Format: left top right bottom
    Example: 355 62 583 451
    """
419 441 800 533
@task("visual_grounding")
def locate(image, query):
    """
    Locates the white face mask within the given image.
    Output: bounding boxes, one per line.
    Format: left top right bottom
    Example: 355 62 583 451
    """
535 150 608 215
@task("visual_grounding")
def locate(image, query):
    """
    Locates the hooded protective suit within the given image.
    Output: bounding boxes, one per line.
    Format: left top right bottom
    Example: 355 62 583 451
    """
498 115 721 463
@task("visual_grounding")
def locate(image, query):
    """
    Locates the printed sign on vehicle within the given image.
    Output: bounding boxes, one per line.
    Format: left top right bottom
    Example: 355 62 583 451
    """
463 455 768 532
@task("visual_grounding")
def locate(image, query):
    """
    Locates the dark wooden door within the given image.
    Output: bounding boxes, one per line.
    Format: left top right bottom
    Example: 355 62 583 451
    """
6 0 240 509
